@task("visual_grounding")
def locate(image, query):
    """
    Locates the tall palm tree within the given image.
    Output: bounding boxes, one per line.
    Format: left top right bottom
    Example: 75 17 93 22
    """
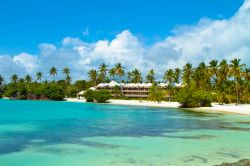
164 69 174 102
10 74 18 84
174 68 181 83
209 60 218 89
115 63 125 96
50 67 57 81
63 68 71 97
36 72 43 82
230 58 246 105
127 71 132 83
109 68 116 81
182 63 192 85
195 62 210 90
63 67 70 76
131 69 142 83
98 63 108 82
88 69 98 86
0 75 4 86
146 69 155 83
24 75 32 90
115 63 125 81
218 60 229 88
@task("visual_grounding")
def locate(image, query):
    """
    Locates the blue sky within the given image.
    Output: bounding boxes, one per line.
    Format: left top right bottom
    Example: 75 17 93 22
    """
0 0 249 80
0 0 243 54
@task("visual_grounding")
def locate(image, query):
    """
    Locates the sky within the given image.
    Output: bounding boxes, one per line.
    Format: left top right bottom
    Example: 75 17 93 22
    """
0 0 249 81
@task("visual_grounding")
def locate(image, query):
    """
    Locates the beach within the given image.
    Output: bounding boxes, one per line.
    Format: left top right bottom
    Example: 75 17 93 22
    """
65 98 250 115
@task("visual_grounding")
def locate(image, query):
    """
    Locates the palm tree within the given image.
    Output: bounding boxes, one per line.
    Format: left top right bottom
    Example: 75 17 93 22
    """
146 69 155 83
174 68 181 83
115 63 125 81
50 67 57 81
88 69 98 86
98 63 108 83
115 63 125 96
36 72 43 82
218 60 229 88
209 60 218 89
131 69 142 83
25 75 32 83
164 69 174 102
182 63 192 85
127 71 133 83
109 68 116 81
230 58 246 105
10 74 18 84
63 67 70 76
24 74 32 90
195 62 210 90
63 68 71 97
0 75 4 86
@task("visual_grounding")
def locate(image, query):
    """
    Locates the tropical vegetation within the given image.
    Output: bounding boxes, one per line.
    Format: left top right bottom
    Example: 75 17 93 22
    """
0 59 249 107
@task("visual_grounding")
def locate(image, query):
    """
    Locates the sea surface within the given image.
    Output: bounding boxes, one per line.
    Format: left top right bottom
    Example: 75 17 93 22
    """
0 99 250 166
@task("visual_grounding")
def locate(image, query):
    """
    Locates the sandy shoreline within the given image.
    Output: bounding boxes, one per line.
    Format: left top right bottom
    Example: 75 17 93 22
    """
64 98 250 115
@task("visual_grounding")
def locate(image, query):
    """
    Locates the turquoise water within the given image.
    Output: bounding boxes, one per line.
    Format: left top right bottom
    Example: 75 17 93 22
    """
0 100 250 166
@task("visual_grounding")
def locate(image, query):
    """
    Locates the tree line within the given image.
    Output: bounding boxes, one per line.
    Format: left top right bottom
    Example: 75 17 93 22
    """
0 58 249 106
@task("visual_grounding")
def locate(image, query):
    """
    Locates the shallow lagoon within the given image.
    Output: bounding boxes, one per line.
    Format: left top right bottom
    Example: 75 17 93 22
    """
0 99 250 166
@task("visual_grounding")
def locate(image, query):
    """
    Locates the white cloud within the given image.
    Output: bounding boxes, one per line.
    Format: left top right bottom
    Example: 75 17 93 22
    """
0 0 250 81
13 53 39 73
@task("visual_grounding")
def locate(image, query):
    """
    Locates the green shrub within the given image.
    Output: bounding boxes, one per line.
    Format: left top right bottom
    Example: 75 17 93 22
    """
84 90 95 102
148 85 164 103
44 83 65 100
176 86 212 108
94 90 111 103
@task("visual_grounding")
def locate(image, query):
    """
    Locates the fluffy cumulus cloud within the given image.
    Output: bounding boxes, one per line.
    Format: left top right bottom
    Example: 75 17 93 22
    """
1 0 250 81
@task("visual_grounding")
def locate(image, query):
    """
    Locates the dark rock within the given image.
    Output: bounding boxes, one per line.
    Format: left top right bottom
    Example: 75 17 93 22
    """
215 159 250 166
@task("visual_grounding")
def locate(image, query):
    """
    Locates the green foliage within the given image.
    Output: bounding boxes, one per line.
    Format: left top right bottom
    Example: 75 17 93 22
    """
176 85 212 108
94 90 111 103
84 90 95 102
84 90 111 103
43 83 65 100
148 86 164 103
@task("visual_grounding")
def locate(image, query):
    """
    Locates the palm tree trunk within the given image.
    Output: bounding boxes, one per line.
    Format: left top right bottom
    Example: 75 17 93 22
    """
168 86 171 102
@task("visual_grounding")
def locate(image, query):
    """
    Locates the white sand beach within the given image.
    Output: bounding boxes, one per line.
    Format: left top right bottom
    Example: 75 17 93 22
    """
64 98 250 115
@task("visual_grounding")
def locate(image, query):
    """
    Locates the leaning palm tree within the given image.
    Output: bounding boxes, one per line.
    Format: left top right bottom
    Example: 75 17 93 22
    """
50 67 57 82
10 74 18 84
230 58 246 105
146 69 155 84
88 69 98 86
164 69 174 102
36 72 43 83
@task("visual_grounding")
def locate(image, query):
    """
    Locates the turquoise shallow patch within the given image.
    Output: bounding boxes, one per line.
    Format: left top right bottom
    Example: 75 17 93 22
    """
0 100 250 166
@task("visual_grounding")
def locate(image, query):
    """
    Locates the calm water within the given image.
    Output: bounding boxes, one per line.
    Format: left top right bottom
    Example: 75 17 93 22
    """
0 99 250 166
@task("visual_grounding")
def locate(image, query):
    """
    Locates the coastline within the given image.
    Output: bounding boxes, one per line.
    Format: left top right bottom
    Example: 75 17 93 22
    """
64 98 250 115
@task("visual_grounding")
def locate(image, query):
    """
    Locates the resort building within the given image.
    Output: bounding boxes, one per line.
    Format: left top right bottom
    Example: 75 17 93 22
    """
96 81 154 98
77 81 185 99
